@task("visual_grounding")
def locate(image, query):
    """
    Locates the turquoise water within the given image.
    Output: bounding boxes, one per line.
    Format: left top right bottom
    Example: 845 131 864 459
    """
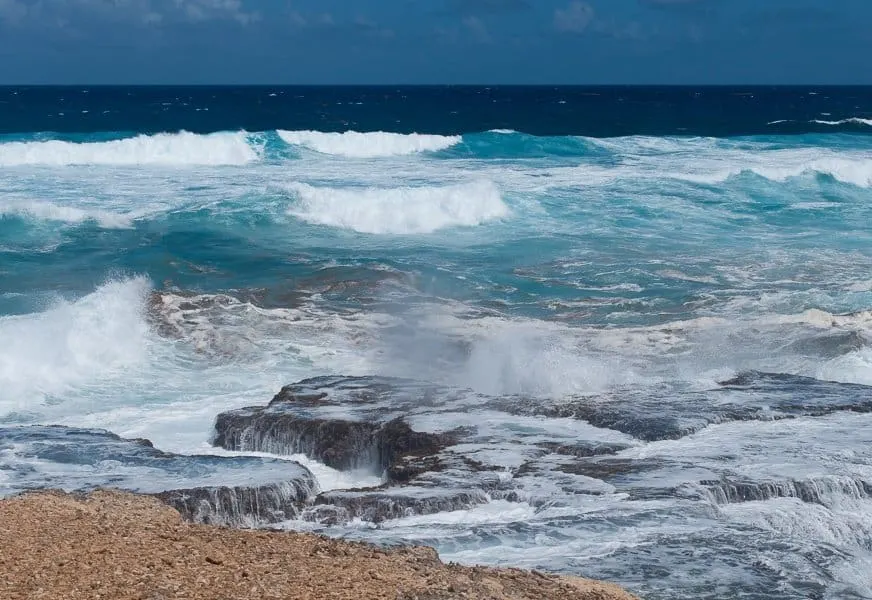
3 102 872 598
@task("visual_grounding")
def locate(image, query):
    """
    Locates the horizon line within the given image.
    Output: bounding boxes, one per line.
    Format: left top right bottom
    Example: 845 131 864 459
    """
2 83 872 88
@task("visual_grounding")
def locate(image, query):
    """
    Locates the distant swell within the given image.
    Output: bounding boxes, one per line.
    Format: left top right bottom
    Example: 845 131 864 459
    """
286 180 508 234
276 130 461 157
0 131 259 166
767 117 872 128
811 118 872 127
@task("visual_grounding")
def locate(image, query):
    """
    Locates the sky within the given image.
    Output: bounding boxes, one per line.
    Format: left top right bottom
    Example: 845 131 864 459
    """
0 0 869 84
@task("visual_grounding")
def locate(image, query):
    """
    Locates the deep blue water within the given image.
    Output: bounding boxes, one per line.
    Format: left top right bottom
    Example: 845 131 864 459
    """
2 85 872 136
2 87 872 599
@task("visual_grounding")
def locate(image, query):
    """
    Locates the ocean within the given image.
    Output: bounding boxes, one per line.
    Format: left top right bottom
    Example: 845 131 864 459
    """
1 86 872 599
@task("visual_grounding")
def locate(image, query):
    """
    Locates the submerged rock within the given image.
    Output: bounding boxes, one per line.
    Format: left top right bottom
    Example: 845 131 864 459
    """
697 475 872 507
308 488 491 524
0 425 318 526
508 372 872 442
268 375 466 412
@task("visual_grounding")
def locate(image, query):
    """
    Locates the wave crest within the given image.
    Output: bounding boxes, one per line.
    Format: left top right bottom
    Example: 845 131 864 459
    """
0 200 134 229
0 131 259 166
276 130 461 157
726 156 872 188
286 180 509 234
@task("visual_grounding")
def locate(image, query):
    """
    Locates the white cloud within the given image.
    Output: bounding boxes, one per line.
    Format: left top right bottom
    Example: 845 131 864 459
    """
554 1 594 34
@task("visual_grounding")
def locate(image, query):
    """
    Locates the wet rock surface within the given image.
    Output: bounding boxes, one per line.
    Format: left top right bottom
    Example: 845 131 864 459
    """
508 371 872 441
212 377 515 524
309 488 492 524
697 475 872 507
0 425 318 526
213 410 453 474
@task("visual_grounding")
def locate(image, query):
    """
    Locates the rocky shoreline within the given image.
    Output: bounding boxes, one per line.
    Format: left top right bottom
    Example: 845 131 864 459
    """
0 490 637 600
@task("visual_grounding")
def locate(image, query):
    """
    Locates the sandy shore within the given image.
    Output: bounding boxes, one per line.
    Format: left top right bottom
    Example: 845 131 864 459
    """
0 490 637 600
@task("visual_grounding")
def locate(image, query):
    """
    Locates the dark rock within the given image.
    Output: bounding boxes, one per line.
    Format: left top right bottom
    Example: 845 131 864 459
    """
213 408 453 476
307 488 490 524
718 371 821 388
156 475 317 527
214 409 382 471
300 504 348 526
557 458 666 481
387 455 444 484
508 393 716 441
211 376 537 524
538 441 633 458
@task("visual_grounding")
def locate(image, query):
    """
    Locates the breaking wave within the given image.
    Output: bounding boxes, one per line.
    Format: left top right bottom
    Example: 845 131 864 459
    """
732 156 872 188
276 130 461 157
0 131 259 166
0 278 152 411
286 180 509 234
579 137 872 188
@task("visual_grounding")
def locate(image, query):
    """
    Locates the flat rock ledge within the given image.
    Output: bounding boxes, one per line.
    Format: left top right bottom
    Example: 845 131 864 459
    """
0 490 637 600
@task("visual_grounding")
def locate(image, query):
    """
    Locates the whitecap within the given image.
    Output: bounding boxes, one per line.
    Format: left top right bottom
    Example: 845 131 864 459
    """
0 131 259 166
276 130 461 158
286 180 509 234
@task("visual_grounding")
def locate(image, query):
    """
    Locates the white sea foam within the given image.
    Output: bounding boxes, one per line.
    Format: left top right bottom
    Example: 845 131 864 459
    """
0 278 152 412
0 200 134 228
276 130 461 157
0 131 259 166
286 180 509 234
